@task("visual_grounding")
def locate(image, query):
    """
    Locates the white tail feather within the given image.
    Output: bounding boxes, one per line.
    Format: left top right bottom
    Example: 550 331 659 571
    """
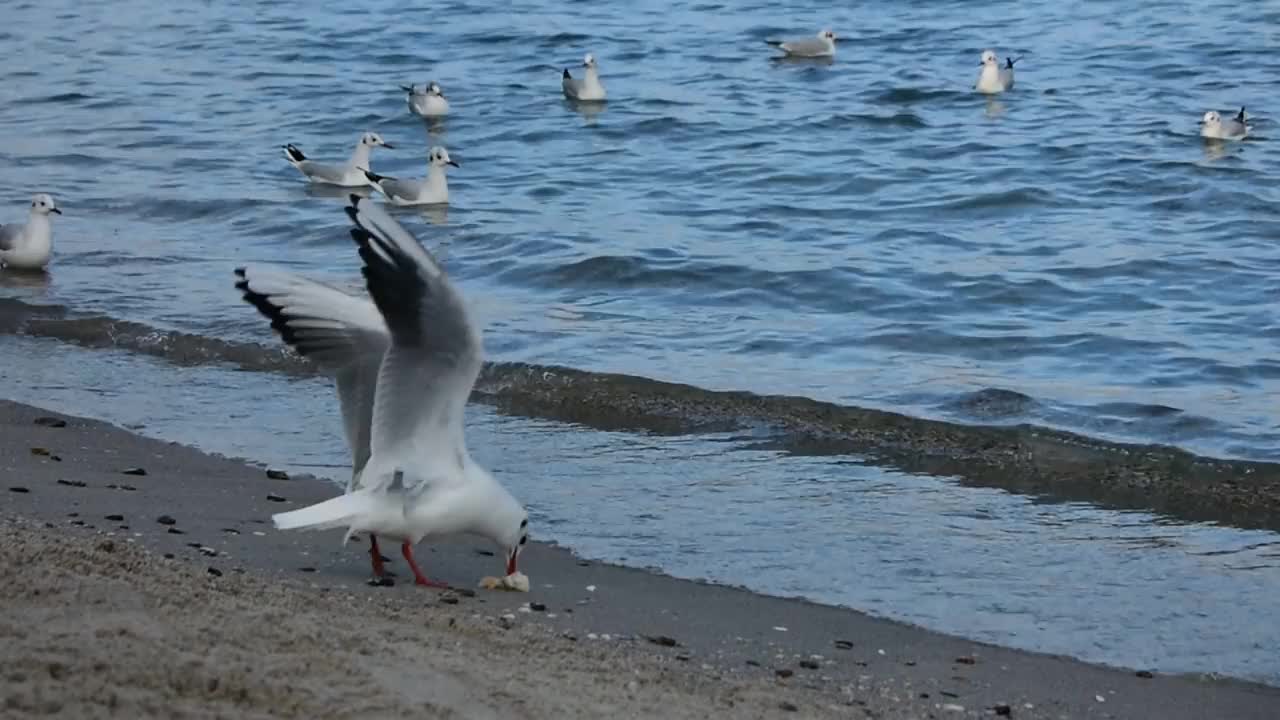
272 491 378 532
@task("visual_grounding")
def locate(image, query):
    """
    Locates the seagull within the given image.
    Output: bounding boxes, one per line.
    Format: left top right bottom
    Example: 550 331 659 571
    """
402 82 450 118
1200 108 1250 140
0 193 61 271
975 50 1017 94
283 132 394 187
766 29 838 58
362 146 458 206
562 54 607 101
235 195 529 587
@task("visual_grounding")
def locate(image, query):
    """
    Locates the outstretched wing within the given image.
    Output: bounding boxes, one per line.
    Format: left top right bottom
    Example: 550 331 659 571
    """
234 266 389 482
343 195 481 489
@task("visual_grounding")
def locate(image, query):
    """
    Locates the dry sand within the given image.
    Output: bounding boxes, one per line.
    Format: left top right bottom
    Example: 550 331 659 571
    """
2 399 1278 719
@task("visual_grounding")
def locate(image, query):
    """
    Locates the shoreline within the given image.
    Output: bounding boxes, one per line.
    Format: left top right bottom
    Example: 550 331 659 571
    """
1 301 1278 533
2 398 1278 719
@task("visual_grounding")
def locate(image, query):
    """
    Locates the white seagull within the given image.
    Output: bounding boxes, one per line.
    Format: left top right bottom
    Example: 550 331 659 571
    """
402 82 450 118
283 132 394 187
562 54 607 101
235 195 528 586
0 193 61 271
1200 108 1250 141
975 50 1017 94
362 146 458 206
767 29 838 58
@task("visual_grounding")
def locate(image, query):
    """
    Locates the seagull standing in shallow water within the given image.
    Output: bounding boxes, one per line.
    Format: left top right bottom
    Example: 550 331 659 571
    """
1200 108 1250 140
235 195 529 586
0 193 60 271
562 54 607 101
975 50 1017 94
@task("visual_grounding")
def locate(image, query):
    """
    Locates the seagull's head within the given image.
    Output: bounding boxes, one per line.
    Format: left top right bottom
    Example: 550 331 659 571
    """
583 53 597 69
30 193 61 216
1200 110 1221 127
819 29 836 43
505 515 530 575
428 82 444 97
361 132 393 149
980 50 999 67
428 146 460 168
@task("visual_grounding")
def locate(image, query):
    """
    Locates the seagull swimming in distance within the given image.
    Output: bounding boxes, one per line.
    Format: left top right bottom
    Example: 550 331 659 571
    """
766 29 838 58
362 146 458 206
235 195 529 587
562 54 607 101
975 50 1017 94
1200 108 1250 140
283 132 394 187
402 82 450 118
0 193 61 271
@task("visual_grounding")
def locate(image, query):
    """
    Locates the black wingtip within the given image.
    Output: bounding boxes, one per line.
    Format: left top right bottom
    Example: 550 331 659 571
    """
1006 57 1015 69
562 68 571 79
283 144 306 162
1236 106 1246 122
362 169 385 183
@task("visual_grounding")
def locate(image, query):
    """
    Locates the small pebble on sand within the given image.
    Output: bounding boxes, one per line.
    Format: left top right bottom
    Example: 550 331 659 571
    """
121 467 147 476
34 416 67 427
157 515 177 525
9 487 30 493
266 469 289 480
104 514 124 521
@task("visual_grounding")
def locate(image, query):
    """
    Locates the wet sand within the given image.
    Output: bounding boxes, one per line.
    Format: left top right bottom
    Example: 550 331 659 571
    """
2 398 1277 719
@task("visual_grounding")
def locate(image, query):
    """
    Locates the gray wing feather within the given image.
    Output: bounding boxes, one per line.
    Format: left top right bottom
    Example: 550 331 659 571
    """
562 76 581 99
344 196 480 488
780 37 827 56
376 177 422 202
234 266 390 486
297 160 350 184
0 224 20 251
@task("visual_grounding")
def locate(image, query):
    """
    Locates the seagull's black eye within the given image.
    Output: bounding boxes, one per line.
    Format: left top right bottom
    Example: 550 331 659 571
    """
520 518 528 528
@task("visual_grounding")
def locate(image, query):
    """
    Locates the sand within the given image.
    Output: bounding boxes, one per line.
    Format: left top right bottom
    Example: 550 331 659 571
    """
2 399 1278 719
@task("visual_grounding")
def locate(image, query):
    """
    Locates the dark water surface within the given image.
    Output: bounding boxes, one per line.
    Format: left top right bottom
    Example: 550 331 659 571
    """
3 0 1279 685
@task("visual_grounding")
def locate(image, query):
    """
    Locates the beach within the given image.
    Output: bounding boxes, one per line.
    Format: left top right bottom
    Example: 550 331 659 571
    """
3 398 1277 719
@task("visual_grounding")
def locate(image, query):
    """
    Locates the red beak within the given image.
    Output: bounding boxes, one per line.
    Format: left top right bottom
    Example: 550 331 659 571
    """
506 553 518 575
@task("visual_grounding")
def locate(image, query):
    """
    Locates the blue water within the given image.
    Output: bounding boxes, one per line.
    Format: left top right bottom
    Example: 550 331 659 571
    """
3 0 1280 684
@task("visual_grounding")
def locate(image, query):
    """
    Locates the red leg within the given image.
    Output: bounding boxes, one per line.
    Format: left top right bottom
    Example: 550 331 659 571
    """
401 542 448 588
369 535 387 578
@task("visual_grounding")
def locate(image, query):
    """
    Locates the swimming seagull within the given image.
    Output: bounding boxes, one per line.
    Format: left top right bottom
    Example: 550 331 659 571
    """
975 50 1017 94
362 146 458 206
1200 108 1250 140
562 54 607 101
283 132 394 187
401 82 450 118
235 195 529 586
766 29 838 58
0 193 61 271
